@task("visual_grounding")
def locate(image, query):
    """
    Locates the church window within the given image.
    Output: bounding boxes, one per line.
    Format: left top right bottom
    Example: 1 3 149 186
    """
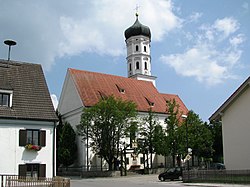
136 62 140 70
144 62 148 70
144 46 147 52
129 63 132 71
136 45 139 51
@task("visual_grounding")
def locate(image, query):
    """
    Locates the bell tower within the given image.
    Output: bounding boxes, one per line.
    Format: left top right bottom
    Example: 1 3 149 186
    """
124 14 156 86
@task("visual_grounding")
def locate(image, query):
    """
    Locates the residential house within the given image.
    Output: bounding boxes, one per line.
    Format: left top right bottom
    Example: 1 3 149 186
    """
0 59 58 177
209 76 250 170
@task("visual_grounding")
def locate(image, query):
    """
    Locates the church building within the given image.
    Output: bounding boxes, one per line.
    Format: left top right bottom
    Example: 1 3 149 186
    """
58 14 188 170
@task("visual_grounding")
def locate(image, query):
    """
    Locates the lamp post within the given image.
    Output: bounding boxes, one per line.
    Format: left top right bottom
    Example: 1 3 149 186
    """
182 114 190 181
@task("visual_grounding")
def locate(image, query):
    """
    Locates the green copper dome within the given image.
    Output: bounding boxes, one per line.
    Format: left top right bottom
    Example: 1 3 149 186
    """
124 14 151 40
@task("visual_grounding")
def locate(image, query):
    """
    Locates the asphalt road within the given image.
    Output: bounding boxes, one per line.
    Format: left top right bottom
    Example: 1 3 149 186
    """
70 174 248 187
71 174 184 187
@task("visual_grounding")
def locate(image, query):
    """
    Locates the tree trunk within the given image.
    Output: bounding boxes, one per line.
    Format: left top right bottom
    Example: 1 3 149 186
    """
172 154 175 167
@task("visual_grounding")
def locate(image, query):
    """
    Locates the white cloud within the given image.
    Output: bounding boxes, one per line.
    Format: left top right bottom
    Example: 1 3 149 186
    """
213 17 239 38
0 0 181 70
161 17 244 86
229 34 245 48
51 94 58 110
189 12 203 22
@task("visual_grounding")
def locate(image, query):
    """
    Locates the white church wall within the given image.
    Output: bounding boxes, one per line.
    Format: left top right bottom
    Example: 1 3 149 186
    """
58 71 83 116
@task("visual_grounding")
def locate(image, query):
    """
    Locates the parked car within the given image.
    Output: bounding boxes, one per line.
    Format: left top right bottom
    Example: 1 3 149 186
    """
210 163 225 170
158 167 183 181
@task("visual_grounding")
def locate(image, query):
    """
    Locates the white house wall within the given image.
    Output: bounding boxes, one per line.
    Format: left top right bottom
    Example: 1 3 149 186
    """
0 119 55 177
222 87 250 170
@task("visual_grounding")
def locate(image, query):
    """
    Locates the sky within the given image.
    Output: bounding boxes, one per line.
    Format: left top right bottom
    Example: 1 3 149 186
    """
0 0 249 122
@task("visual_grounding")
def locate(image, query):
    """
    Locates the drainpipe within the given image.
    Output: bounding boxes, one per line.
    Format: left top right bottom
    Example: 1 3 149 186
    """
52 121 56 177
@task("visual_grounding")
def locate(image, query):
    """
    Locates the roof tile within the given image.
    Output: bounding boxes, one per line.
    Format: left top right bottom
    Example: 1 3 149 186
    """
69 68 188 114
0 60 58 121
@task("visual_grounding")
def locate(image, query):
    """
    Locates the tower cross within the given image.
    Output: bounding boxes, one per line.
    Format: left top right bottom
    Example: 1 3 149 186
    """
135 4 140 16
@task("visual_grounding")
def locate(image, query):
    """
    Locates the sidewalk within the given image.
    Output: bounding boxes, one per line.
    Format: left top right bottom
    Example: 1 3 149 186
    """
184 182 249 187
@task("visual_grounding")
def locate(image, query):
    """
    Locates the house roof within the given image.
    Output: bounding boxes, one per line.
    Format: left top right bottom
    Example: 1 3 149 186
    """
209 76 250 121
69 68 188 114
0 60 58 121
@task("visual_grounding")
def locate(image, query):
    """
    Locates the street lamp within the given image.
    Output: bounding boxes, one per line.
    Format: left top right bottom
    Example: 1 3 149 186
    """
182 114 190 181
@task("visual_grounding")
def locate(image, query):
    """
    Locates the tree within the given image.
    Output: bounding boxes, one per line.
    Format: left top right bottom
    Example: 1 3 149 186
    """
178 111 213 166
139 109 160 169
77 96 137 171
165 99 182 167
56 110 64 169
152 124 168 167
207 121 223 162
58 121 77 168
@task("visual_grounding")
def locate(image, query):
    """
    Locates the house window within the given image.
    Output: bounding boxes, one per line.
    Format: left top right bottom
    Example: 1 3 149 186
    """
144 62 148 70
0 93 10 107
27 130 39 145
135 45 139 51
144 46 147 52
19 129 46 147
19 164 46 178
136 62 140 70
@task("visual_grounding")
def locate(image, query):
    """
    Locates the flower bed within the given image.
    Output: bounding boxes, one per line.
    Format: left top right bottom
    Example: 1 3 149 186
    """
25 144 41 151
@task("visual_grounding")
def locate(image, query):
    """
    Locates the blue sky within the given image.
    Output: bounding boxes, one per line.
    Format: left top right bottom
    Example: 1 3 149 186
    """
0 0 249 121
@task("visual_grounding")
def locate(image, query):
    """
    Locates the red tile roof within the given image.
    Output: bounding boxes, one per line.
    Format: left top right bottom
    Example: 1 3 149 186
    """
69 68 188 114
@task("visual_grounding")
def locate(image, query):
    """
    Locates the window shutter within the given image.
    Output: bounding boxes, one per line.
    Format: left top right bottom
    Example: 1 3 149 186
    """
39 164 46 178
40 130 46 147
19 129 27 146
18 164 27 177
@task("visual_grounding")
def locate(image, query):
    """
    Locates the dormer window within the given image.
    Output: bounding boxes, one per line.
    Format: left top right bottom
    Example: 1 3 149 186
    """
116 84 125 94
98 91 108 100
0 90 13 107
145 97 154 107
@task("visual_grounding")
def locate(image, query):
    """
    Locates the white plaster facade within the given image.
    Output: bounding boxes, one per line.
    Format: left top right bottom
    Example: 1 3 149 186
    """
210 77 250 170
0 119 56 177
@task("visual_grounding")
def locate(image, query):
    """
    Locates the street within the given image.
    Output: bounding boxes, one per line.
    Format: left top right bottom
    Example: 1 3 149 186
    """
70 174 248 187
71 174 185 187
71 175 247 187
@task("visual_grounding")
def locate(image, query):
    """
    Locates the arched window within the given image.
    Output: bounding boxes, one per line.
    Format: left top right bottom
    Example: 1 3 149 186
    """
136 61 140 69
144 62 147 70
129 63 132 71
144 46 147 52
136 45 139 51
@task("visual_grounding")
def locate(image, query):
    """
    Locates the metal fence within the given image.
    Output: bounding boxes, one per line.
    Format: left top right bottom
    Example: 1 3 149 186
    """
183 169 250 184
0 175 70 187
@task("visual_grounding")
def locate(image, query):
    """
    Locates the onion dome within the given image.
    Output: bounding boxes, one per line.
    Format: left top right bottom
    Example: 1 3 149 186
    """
124 13 151 40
